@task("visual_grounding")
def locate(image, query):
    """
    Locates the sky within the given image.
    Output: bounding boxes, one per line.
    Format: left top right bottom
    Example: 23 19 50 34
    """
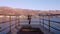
0 0 60 10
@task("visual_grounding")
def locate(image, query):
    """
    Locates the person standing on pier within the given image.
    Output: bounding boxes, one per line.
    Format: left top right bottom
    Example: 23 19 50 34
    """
27 15 32 25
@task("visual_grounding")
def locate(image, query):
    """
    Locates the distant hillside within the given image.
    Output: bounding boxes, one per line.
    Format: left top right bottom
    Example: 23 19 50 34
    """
0 6 60 16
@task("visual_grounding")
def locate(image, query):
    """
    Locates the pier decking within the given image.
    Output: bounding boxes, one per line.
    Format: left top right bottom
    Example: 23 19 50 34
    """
17 25 43 34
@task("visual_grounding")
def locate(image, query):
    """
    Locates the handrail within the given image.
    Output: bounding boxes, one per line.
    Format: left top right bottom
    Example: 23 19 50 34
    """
0 19 19 24
39 14 60 16
0 19 20 32
40 18 60 32
44 23 60 32
0 20 13 24
0 23 16 32
40 18 60 24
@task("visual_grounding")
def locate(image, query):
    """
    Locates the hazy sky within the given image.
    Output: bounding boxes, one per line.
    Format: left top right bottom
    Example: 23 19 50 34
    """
0 0 60 10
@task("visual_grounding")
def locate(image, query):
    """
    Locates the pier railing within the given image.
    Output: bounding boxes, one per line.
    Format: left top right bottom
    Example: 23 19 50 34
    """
39 14 60 33
0 19 18 31
0 16 20 34
0 14 60 34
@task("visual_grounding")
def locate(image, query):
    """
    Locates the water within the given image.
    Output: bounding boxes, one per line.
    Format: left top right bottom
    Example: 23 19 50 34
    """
0 16 60 34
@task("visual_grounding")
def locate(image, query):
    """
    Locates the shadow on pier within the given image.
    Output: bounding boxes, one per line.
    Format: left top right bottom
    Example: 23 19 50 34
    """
17 25 43 34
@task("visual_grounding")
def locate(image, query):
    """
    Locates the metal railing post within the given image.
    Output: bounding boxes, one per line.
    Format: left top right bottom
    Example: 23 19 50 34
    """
0 27 1 32
43 16 44 27
16 16 18 28
41 16 42 25
48 16 50 32
39 15 42 26
17 16 20 26
40 16 41 25
16 16 19 28
18 16 20 26
9 16 12 33
15 16 16 28
39 15 41 24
